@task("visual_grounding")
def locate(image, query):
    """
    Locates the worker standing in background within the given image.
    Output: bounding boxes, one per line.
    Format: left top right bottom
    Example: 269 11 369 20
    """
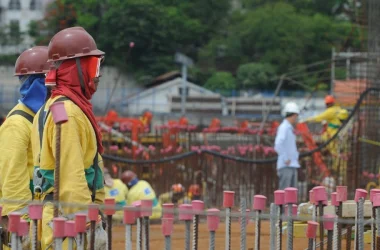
274 102 300 190
0 46 50 249
104 168 128 221
304 95 342 171
121 170 162 219
31 27 106 249
159 183 191 205
188 184 202 201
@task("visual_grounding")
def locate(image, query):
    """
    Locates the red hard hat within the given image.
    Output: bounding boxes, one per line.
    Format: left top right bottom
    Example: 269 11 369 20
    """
48 27 104 62
171 184 185 194
121 170 137 185
14 46 51 76
189 184 201 196
325 95 335 104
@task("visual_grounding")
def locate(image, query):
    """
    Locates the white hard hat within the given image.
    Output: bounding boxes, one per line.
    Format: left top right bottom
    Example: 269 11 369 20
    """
283 102 300 116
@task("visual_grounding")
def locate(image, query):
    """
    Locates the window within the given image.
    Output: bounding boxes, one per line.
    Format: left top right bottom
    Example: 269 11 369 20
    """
30 0 36 10
8 0 21 10
9 20 21 44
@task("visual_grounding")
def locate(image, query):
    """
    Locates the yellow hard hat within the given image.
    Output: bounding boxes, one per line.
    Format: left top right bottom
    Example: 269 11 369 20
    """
338 109 349 121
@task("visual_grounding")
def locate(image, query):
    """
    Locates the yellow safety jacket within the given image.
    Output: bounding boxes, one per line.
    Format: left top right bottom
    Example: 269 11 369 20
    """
126 180 162 219
0 103 35 216
307 105 342 138
105 179 128 221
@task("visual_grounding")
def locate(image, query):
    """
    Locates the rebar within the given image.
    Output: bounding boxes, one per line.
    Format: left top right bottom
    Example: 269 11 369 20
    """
333 210 338 250
327 231 333 250
90 220 96 250
77 233 85 250
377 236 380 250
358 198 364 250
346 226 352 250
143 217 150 250
185 220 191 250
137 218 142 250
32 219 38 250
55 238 63 250
373 206 376 250
278 205 283 250
354 202 358 250
126 224 132 250
308 239 314 250
68 237 74 250
319 202 324 250
255 210 261 250
11 233 17 250
287 204 294 250
0 227 3 250
165 236 171 250
54 124 61 218
270 203 276 250
240 198 247 250
107 215 112 250
376 207 380 237
209 231 215 250
337 202 343 250
192 214 199 250
225 207 231 250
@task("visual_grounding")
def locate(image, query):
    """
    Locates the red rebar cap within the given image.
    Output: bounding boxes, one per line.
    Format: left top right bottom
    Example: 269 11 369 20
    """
162 203 174 219
284 187 298 204
336 186 348 202
133 201 142 218
141 199 153 217
223 191 235 208
374 193 380 207
123 206 136 225
88 204 99 221
75 213 87 233
306 221 319 239
331 192 339 207
104 198 116 216
253 195 267 211
18 219 29 237
370 189 380 203
192 200 204 215
274 190 285 205
313 186 327 202
323 215 335 231
29 203 43 220
49 102 68 124
354 189 367 202
179 204 192 221
8 212 21 233
65 221 77 238
53 217 66 238
161 218 174 236
207 208 220 232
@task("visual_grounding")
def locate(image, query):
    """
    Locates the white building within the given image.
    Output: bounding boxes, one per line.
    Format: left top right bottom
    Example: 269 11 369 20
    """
0 0 51 54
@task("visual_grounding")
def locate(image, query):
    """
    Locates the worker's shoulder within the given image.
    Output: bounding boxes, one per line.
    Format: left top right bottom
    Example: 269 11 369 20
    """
3 103 34 126
278 120 291 131
45 96 86 120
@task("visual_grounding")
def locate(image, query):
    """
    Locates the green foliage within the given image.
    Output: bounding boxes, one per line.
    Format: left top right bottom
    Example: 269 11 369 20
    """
204 72 236 91
237 63 276 89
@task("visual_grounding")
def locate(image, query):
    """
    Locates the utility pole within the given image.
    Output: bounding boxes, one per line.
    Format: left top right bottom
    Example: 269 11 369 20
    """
175 52 194 115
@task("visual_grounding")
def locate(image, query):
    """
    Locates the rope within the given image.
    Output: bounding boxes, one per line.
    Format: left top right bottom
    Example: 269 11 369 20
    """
225 208 231 250
209 231 215 250
270 203 276 250
165 236 171 250
192 214 199 250
126 224 132 250
185 221 191 250
240 198 247 250
287 204 294 250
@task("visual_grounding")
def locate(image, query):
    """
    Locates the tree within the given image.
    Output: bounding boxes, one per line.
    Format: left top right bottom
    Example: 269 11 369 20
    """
236 63 276 89
204 72 236 92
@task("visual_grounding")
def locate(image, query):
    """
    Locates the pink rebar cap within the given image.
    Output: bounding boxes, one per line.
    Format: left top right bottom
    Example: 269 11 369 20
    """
370 189 380 203
161 218 174 236
29 203 43 220
141 199 153 217
49 102 68 124
207 208 220 231
354 189 368 202
313 186 327 202
306 221 319 239
8 212 21 233
284 187 298 204
253 195 267 211
133 201 142 218
223 191 235 208
75 213 87 233
123 206 136 225
323 215 335 231
88 204 99 222
104 198 116 216
285 204 298 215
192 200 204 215
274 190 285 205
373 193 380 207
331 192 339 206
162 203 174 219
179 204 192 221
18 219 29 237
53 217 66 238
309 190 315 205
336 186 348 202
65 221 77 238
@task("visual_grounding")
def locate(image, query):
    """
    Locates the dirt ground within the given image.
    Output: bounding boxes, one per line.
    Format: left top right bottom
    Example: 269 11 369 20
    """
111 221 371 249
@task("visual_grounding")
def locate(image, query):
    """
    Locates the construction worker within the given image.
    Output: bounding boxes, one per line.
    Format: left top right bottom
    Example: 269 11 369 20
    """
338 108 349 123
31 27 106 249
304 95 342 170
121 170 162 219
275 102 300 190
159 183 191 205
104 168 128 221
188 184 202 201
0 46 50 248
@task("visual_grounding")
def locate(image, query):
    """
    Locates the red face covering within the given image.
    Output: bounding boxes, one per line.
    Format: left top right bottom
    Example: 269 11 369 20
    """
47 56 104 153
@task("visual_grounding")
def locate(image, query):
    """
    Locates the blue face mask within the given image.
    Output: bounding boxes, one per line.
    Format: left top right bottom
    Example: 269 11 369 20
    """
127 178 139 189
19 74 47 113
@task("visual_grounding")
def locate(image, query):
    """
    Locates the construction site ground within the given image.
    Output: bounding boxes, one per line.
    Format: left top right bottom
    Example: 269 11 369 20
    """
112 221 368 249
